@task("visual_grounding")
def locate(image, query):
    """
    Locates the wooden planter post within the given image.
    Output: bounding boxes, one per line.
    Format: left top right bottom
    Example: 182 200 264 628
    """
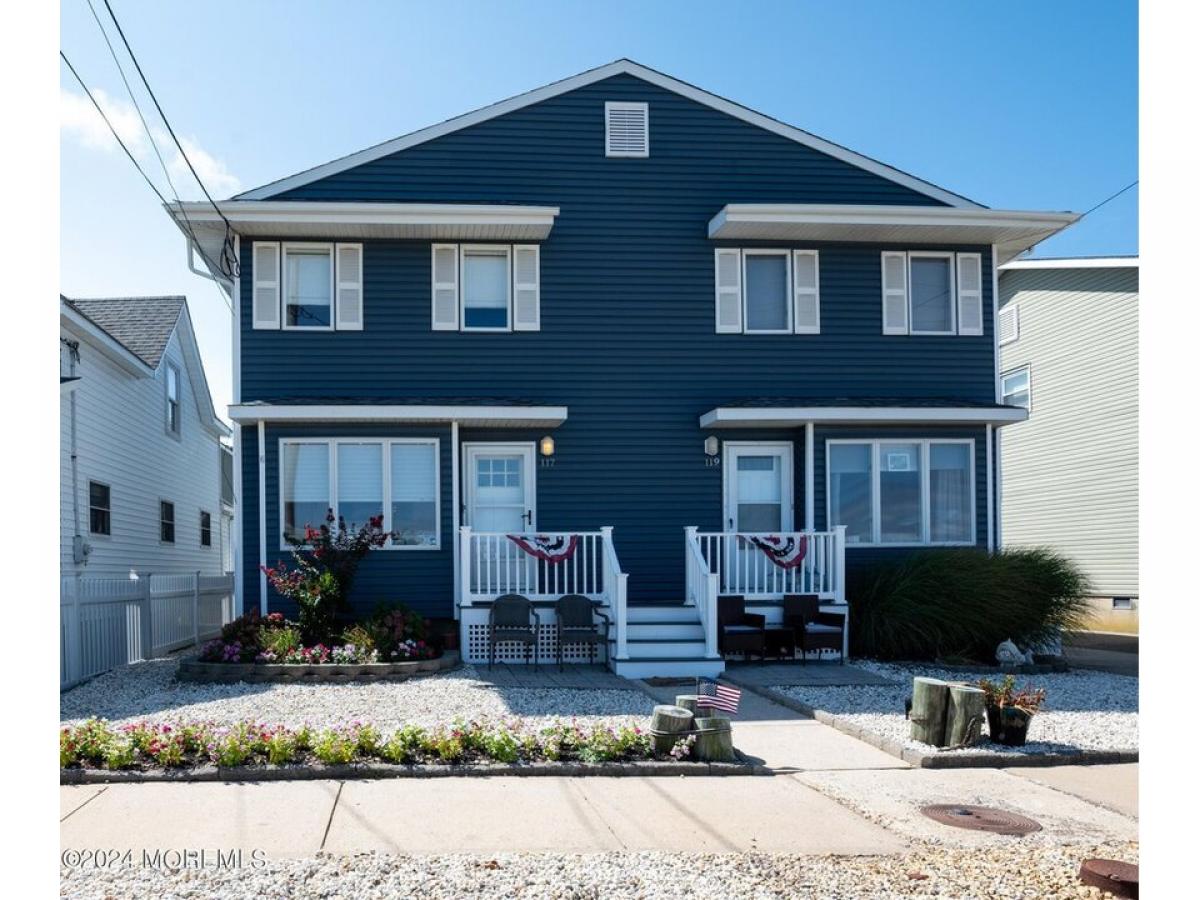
944 683 987 748
910 677 950 746
675 694 701 719
693 717 735 762
650 705 695 755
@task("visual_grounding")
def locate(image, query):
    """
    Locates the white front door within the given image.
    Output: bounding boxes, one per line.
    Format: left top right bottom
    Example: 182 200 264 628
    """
464 443 536 533
723 442 794 533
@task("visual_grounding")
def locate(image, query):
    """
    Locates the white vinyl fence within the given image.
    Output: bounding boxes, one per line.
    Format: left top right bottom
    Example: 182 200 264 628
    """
60 572 235 690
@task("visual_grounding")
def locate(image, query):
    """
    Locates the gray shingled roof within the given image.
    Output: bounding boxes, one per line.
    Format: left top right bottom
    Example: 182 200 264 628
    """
62 296 184 367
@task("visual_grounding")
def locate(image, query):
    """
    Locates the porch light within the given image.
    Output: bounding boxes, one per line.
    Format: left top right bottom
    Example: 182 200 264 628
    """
540 435 555 457
704 436 720 457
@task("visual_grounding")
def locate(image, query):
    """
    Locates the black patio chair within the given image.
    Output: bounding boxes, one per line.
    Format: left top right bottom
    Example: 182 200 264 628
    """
488 593 540 671
554 594 610 671
783 593 845 664
717 594 766 662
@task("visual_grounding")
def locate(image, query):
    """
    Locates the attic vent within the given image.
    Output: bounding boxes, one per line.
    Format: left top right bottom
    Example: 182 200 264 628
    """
998 305 1019 345
605 102 649 157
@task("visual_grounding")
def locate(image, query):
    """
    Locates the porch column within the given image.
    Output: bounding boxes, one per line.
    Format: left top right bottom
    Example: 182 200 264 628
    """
451 420 460 617
257 419 267 615
985 424 995 551
232 424 243 615
804 421 815 531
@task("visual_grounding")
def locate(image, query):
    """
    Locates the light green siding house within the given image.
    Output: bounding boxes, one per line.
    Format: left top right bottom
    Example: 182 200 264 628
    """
997 257 1138 632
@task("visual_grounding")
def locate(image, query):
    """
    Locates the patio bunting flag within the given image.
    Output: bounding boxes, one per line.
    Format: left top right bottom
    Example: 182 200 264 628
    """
506 533 580 563
743 534 808 569
696 677 741 714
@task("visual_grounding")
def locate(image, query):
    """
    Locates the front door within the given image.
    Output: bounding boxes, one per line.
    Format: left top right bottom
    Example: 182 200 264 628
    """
464 443 536 533
723 442 794 593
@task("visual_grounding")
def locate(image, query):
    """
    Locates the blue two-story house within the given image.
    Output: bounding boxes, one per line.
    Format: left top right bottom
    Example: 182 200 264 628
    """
172 60 1076 677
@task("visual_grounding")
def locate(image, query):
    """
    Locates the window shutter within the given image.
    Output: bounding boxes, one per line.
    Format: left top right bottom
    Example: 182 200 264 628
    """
998 305 1019 345
252 242 281 329
881 251 909 335
714 249 742 333
792 250 820 334
512 245 540 331
431 244 459 331
956 253 984 335
335 243 364 331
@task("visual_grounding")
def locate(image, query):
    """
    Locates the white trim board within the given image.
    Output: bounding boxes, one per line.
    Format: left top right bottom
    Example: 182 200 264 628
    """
699 406 1028 428
999 256 1138 270
232 59 982 208
229 403 568 428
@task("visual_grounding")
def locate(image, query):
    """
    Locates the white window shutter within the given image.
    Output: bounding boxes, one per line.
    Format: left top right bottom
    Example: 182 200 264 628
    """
881 251 909 335
335 243 364 331
431 244 459 331
512 245 540 331
252 242 281 329
956 253 984 335
714 249 742 333
792 250 820 334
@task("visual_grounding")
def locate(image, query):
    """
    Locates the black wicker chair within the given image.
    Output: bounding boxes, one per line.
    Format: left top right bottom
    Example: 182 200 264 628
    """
717 594 766 661
783 593 845 664
554 594 610 670
488 593 540 670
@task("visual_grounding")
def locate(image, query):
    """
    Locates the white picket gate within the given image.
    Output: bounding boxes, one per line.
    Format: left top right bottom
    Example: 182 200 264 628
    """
60 572 235 690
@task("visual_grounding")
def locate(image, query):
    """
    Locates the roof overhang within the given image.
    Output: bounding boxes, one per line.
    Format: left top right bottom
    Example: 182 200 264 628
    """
228 403 568 428
999 256 1138 270
60 301 154 377
700 405 1028 428
708 205 1080 263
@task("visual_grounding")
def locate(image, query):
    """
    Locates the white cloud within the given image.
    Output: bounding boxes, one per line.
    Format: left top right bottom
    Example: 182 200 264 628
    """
61 87 240 196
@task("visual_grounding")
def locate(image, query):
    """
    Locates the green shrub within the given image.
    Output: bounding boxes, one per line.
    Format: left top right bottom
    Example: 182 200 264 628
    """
312 729 357 764
260 623 303 659
849 547 1090 661
380 725 426 763
103 738 137 770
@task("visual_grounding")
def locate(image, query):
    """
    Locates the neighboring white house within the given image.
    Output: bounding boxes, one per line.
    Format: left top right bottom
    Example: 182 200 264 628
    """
997 257 1138 633
60 295 232 579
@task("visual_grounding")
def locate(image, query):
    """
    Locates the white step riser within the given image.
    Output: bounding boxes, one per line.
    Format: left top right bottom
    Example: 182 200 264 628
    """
626 641 708 659
612 659 726 679
625 606 699 624
626 623 705 641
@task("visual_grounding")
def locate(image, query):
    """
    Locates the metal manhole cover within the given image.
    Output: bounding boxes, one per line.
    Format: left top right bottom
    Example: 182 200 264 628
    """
1079 859 1138 898
920 804 1042 835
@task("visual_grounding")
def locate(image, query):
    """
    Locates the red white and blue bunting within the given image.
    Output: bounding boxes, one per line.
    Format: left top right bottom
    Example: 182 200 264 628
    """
742 534 808 569
506 533 579 564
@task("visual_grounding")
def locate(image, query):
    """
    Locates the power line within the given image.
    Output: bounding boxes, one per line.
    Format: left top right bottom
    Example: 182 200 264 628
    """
100 0 239 279
1080 179 1138 219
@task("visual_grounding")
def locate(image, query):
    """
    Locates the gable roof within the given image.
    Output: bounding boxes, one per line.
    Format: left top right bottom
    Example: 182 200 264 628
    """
235 59 983 209
63 296 183 368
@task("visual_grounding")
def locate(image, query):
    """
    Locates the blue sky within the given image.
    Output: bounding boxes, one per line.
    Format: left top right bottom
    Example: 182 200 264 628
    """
60 0 1138 417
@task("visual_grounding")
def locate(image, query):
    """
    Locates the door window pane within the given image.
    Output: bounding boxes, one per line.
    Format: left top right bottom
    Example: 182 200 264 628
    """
879 442 922 542
910 256 953 333
337 442 383 530
473 454 525 532
929 443 973 542
285 248 332 327
829 443 873 543
736 454 782 531
462 248 509 329
282 443 330 542
391 443 438 546
744 254 789 332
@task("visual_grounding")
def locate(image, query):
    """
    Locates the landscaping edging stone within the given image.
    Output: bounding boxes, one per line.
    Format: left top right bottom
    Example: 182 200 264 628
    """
176 652 460 683
726 677 1138 770
60 754 764 784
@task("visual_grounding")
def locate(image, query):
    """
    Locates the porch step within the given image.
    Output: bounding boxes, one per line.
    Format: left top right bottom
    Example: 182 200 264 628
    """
626 621 705 641
625 604 699 624
611 657 726 679
625 638 708 659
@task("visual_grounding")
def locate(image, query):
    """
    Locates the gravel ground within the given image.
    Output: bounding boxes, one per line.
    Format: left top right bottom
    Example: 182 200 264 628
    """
60 843 1138 899
773 662 1138 755
60 660 654 731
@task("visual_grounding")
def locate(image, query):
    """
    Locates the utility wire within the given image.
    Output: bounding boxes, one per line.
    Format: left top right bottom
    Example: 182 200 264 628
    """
100 0 239 279
1079 179 1138 219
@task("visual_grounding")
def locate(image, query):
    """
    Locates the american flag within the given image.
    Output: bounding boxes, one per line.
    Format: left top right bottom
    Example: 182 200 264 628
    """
696 677 741 714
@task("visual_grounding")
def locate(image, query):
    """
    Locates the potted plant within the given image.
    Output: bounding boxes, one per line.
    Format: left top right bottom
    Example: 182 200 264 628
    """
977 675 1046 746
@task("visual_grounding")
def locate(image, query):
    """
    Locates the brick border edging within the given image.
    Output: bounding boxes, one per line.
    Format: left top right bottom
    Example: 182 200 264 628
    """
60 754 766 784
176 652 460 683
725 677 1138 770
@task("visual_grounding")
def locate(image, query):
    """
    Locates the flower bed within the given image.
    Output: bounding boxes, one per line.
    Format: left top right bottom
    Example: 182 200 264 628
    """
59 717 729 779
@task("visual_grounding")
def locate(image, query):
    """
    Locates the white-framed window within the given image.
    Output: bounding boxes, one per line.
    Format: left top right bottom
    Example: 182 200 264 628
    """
1001 365 1031 410
159 500 175 543
827 439 975 546
430 244 540 332
89 481 111 536
200 510 212 547
282 243 334 330
165 362 181 436
605 101 649 157
881 251 983 336
714 248 820 334
279 438 440 549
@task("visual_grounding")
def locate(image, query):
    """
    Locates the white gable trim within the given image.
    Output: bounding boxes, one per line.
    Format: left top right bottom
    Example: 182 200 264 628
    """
235 59 982 208
999 256 1139 270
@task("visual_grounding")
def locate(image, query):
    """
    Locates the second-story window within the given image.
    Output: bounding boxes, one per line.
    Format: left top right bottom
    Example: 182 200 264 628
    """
744 251 790 333
165 363 181 436
462 245 511 331
1001 366 1031 410
283 244 333 329
160 501 175 543
431 244 541 332
881 251 984 336
714 249 820 335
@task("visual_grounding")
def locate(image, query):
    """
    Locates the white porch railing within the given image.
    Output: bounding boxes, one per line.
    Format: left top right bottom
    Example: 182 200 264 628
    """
60 572 235 690
458 527 627 664
684 527 720 659
692 528 847 602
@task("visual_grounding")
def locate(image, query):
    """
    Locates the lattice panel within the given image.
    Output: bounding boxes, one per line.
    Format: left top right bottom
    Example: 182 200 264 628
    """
464 623 604 664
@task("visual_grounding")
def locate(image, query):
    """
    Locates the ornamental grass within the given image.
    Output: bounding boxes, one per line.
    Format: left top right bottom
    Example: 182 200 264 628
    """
60 718 692 771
